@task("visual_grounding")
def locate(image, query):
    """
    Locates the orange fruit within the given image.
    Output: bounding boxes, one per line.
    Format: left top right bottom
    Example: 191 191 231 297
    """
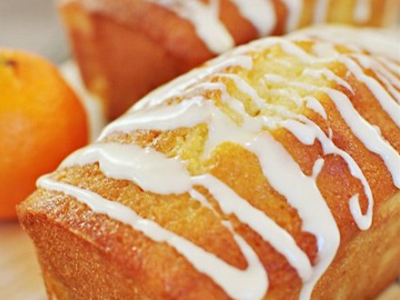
0 49 88 220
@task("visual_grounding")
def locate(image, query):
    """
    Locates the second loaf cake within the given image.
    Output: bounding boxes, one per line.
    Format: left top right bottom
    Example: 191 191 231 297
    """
60 0 400 119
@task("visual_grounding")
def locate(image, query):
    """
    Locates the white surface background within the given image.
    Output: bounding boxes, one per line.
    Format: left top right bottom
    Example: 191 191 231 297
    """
0 0 69 63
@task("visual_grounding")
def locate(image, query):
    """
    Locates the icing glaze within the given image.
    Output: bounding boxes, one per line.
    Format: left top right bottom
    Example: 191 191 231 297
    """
291 26 400 62
375 72 400 104
38 28 400 300
281 117 374 230
311 42 339 58
145 0 304 53
354 0 372 22
100 96 213 138
313 0 330 23
147 0 234 54
228 0 276 36
264 74 400 190
279 0 303 32
61 143 192 195
377 57 400 77
194 174 314 282
63 144 313 284
81 0 388 56
353 54 400 103
130 54 254 112
145 0 304 52
246 133 339 300
303 68 354 93
322 87 400 189
304 96 328 119
337 56 400 128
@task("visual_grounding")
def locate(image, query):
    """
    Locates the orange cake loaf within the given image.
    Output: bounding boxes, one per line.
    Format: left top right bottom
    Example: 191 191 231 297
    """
18 26 400 300
60 0 400 119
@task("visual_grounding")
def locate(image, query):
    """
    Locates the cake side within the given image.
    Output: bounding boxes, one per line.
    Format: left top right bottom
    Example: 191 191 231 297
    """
17 187 400 300
19 28 400 300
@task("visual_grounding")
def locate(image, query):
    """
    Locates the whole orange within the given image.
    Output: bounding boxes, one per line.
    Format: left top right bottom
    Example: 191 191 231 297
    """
0 49 88 220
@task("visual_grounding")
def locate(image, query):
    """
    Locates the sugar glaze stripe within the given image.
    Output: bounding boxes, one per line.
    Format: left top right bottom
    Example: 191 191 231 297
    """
263 74 400 190
141 0 382 54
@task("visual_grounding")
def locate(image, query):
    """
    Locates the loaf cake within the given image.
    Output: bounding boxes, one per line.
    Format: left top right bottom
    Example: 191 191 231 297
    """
18 26 400 300
60 0 400 119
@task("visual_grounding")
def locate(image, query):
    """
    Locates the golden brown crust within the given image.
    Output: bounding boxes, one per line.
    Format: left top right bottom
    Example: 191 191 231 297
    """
314 191 400 300
59 0 399 119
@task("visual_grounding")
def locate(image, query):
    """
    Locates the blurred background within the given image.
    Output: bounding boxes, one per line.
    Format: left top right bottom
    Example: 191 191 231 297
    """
0 2 92 300
0 0 69 63
0 2 68 299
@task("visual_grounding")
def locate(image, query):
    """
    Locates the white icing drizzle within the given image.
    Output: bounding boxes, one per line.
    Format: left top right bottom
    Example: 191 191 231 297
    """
304 96 328 119
337 56 400 128
290 26 400 62
61 143 192 195
375 72 400 104
284 33 400 127
377 57 400 77
354 0 372 22
189 188 216 211
147 0 234 54
142 0 305 53
228 0 276 36
38 29 400 300
246 133 339 300
352 54 400 103
131 54 254 112
38 176 268 300
312 158 325 179
312 42 339 58
143 0 352 55
277 38 317 62
328 128 333 140
61 142 313 286
100 97 213 139
217 73 268 109
131 35 328 114
360 53 400 84
265 87 328 119
281 117 374 230
85 0 395 59
256 86 381 230
279 0 303 32
303 68 354 93
356 56 400 86
264 74 400 189
370 64 400 92
193 174 313 282
313 0 330 23
272 58 292 68
274 31 399 108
